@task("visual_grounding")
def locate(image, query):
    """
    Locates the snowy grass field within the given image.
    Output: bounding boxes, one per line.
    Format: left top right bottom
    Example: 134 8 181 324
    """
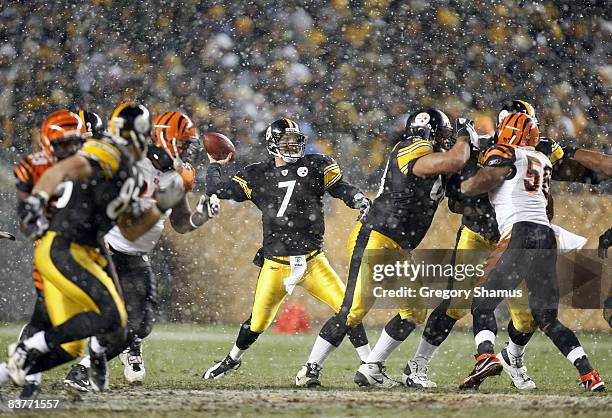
0 323 609 417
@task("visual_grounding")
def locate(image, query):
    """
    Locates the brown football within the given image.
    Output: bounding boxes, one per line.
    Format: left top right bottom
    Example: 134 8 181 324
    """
202 132 236 161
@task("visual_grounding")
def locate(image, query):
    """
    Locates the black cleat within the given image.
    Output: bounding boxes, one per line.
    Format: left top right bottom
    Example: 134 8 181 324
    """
63 364 90 392
203 355 242 380
19 382 41 400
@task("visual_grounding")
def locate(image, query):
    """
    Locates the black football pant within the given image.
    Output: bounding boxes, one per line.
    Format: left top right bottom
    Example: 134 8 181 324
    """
472 222 582 357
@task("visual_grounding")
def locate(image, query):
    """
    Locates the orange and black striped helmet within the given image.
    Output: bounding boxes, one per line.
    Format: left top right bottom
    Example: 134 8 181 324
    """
40 110 86 160
151 111 198 161
496 112 540 148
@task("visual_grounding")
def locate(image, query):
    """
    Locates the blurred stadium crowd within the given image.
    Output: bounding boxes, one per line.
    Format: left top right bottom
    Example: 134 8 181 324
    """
0 0 610 186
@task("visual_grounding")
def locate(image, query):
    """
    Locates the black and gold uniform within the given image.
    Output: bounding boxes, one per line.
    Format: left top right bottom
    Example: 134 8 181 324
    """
32 137 138 358
206 153 364 333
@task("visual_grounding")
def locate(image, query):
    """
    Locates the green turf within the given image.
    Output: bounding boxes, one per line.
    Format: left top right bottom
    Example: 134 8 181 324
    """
0 323 609 416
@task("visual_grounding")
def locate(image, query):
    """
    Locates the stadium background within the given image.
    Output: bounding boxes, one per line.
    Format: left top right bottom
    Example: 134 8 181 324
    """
0 1 610 329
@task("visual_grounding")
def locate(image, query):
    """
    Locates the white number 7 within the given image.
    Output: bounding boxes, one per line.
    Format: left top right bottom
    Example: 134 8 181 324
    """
277 180 296 217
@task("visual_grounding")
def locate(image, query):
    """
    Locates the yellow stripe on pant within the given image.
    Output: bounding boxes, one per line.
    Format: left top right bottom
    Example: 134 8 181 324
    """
345 222 428 327
446 225 537 333
250 251 346 333
33 231 127 356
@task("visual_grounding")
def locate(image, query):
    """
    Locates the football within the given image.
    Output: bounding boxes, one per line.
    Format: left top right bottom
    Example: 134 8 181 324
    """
202 132 236 161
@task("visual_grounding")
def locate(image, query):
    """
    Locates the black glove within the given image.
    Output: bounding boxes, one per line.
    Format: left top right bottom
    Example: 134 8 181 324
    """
598 228 612 259
353 192 371 221
21 193 49 240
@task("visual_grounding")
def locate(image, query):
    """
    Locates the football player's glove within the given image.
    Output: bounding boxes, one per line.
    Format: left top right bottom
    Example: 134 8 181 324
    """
598 228 612 259
189 194 220 228
455 118 479 149
353 192 371 221
155 175 185 212
21 192 49 240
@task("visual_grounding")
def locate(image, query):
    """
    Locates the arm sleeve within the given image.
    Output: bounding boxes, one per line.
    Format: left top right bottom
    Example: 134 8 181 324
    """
321 156 361 208
205 163 250 201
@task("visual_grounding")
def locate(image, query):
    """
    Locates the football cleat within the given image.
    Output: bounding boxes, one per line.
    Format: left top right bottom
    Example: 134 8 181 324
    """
7 342 40 387
119 347 146 385
354 362 398 388
580 370 606 392
203 355 241 380
459 353 502 390
19 382 41 400
295 362 322 388
497 347 536 390
89 351 109 392
63 364 90 392
403 357 437 388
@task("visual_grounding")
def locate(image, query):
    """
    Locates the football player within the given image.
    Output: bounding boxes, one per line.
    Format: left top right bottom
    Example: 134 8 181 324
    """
63 110 219 390
1 103 185 392
459 112 605 392
11 110 90 399
403 100 612 390
297 108 476 387
202 118 372 381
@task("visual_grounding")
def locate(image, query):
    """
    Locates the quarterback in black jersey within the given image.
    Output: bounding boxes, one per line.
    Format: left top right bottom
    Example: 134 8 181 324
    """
203 118 373 381
5 103 185 393
298 108 476 388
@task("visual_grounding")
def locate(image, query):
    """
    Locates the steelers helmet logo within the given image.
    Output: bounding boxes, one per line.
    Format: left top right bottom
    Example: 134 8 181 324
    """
412 112 431 127
297 167 308 177
134 113 150 134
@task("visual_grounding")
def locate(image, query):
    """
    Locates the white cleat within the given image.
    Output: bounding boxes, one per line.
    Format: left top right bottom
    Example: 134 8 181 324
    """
7 342 35 387
354 362 399 388
119 350 146 385
497 347 536 390
295 363 322 387
402 357 437 388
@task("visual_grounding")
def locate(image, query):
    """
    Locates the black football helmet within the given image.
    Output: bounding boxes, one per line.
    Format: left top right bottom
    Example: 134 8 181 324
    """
265 118 306 163
497 100 537 127
75 109 104 138
107 102 151 160
405 108 455 151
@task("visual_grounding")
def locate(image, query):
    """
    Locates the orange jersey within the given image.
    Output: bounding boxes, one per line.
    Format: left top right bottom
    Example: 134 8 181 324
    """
14 151 54 194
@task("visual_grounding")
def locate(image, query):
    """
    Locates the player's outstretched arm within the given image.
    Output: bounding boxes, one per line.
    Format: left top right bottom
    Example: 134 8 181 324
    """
205 152 250 202
32 155 92 199
461 166 512 196
570 148 612 178
413 136 470 177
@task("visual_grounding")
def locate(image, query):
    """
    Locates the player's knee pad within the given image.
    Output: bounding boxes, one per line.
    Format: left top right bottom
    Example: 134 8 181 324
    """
347 323 369 347
445 308 469 321
319 315 350 347
236 319 261 350
384 313 416 342
423 307 458 346
531 309 558 333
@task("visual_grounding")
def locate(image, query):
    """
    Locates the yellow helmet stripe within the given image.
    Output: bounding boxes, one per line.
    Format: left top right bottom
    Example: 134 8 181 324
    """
516 100 535 118
109 102 131 136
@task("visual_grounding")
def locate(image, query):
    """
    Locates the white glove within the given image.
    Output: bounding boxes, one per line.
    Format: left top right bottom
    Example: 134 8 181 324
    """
189 194 221 228
353 192 371 221
155 175 185 211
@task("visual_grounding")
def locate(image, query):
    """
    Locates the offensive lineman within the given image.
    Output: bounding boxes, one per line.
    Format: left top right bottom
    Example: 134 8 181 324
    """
203 118 372 380
297 108 477 387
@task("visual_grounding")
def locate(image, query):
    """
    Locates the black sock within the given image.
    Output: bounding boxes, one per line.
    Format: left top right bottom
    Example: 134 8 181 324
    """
423 307 457 346
236 320 261 350
507 320 534 346
28 346 75 374
574 356 593 376
347 323 369 348
477 341 494 355
384 314 416 342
